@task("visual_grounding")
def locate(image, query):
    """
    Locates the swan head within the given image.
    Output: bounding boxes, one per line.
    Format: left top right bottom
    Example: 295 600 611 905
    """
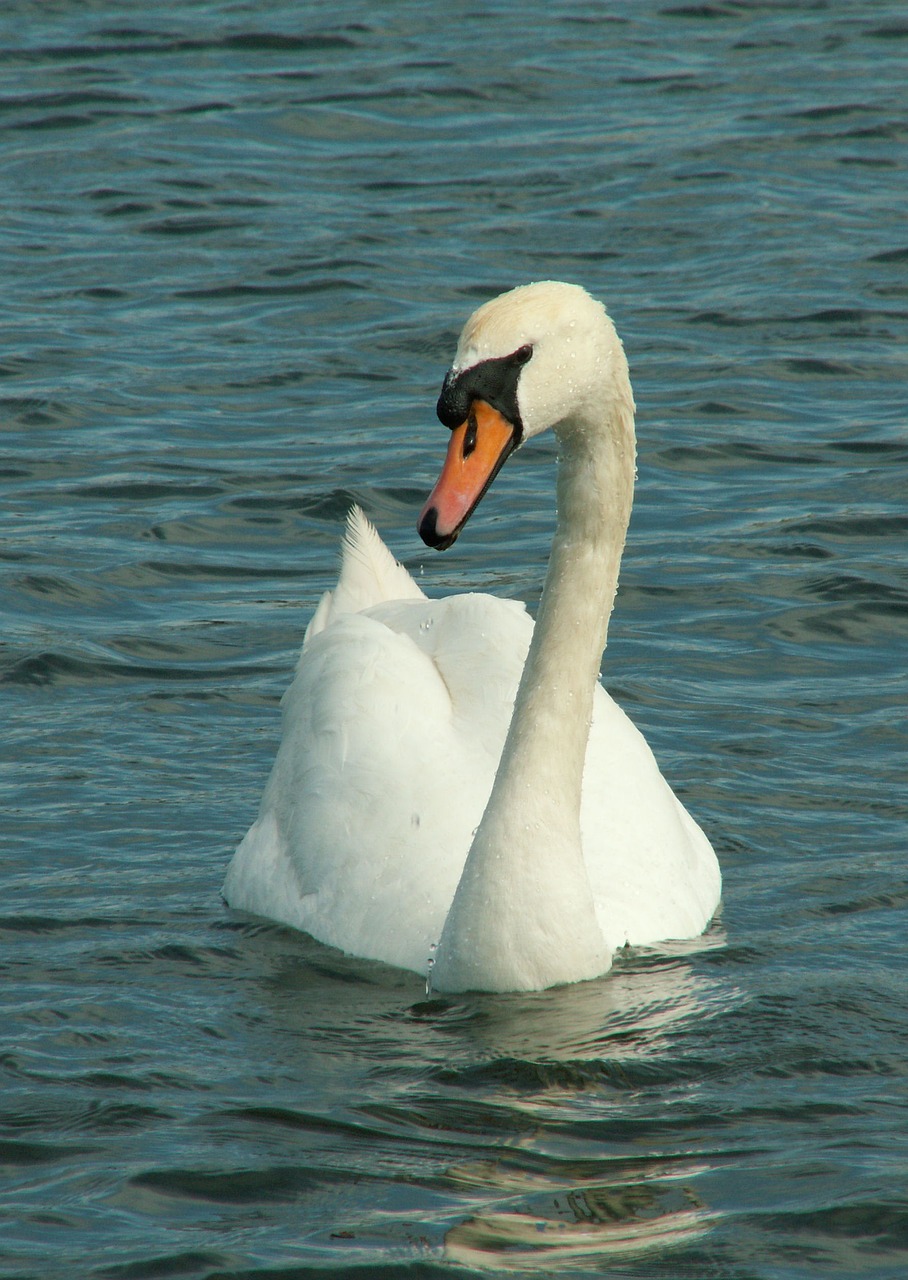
418 281 631 550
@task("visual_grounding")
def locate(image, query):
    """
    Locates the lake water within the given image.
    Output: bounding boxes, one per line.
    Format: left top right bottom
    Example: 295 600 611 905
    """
2 1 906 1276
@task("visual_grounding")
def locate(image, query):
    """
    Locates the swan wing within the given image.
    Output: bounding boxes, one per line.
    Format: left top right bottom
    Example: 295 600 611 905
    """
225 510 719 975
225 564 532 975
304 505 425 646
582 687 721 949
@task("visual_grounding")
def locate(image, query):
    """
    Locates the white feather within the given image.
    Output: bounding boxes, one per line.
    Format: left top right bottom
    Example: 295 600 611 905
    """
224 282 721 992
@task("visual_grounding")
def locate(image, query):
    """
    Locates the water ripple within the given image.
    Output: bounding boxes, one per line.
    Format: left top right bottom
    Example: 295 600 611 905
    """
2 0 906 1276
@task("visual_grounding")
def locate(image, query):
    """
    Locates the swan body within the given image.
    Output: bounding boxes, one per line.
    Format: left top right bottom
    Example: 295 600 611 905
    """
224 281 721 992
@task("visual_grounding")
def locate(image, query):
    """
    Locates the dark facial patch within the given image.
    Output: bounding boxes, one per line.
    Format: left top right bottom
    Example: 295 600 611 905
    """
436 343 533 436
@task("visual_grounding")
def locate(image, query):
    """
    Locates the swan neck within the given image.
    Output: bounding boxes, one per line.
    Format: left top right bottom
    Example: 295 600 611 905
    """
507 410 636 810
431 392 636 992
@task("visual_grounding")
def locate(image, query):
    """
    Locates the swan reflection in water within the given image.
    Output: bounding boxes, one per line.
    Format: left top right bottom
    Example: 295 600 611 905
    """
433 933 727 1270
444 1181 715 1272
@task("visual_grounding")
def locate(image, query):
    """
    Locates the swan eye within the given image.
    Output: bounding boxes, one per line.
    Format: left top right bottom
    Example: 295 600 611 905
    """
513 343 533 365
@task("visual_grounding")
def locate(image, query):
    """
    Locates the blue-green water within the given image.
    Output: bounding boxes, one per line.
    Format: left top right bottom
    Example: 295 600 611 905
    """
2 2 906 1276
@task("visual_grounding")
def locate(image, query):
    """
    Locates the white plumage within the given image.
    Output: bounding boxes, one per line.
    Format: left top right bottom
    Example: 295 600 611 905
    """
224 282 721 992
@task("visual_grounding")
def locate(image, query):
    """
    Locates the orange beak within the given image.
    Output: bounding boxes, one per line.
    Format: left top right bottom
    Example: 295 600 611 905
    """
418 400 519 549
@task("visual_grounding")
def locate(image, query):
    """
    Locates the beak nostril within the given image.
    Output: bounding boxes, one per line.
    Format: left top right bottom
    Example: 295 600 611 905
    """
462 408 478 460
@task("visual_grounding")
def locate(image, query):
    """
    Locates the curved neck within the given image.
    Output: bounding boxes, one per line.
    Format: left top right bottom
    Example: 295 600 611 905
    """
493 408 636 831
432 394 636 992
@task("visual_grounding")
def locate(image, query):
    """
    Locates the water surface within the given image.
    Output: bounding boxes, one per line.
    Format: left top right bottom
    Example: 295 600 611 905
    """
2 2 907 1276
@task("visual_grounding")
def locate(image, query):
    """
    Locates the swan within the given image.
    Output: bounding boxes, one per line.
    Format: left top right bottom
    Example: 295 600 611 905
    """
223 281 721 993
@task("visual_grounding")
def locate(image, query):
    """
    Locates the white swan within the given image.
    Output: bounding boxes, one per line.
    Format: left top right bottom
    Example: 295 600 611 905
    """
224 281 721 993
